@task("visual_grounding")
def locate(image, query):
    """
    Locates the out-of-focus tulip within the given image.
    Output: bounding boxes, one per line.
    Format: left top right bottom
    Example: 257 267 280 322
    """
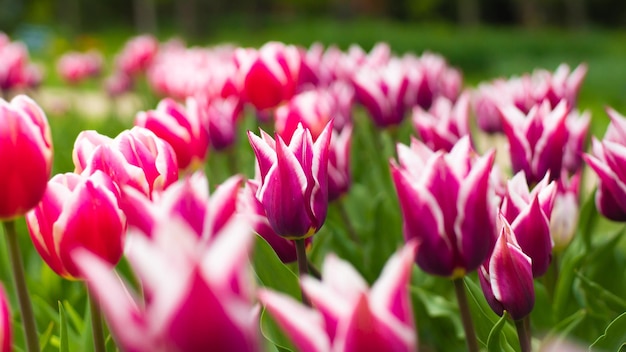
500 100 569 184
57 50 103 84
238 179 312 263
352 59 409 128
26 171 126 280
583 107 626 221
532 63 587 109
550 172 581 252
239 42 300 111
479 215 534 320
115 34 159 77
501 171 555 277
275 89 334 143
200 95 243 151
390 136 498 277
122 171 241 240
0 285 10 352
104 71 133 97
73 127 178 197
135 97 209 172
563 109 590 174
0 95 53 220
248 122 332 239
412 92 471 152
74 217 260 352
259 242 417 352
404 51 462 110
328 125 353 202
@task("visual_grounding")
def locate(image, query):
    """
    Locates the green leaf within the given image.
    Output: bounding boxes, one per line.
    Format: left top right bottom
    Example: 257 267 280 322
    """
575 271 626 312
487 313 515 352
62 300 85 333
411 286 464 339
259 308 295 352
252 236 300 298
590 311 626 351
542 309 586 346
58 301 70 352
39 322 55 351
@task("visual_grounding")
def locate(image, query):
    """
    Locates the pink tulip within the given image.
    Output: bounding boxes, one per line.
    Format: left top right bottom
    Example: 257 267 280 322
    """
75 217 260 352
26 171 126 279
57 50 103 84
259 242 417 352
73 127 178 197
275 89 334 143
328 125 353 202
0 95 53 220
200 95 243 151
135 97 210 171
115 34 159 77
412 92 471 152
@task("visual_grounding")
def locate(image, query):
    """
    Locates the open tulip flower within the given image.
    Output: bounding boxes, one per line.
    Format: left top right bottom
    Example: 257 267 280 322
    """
135 97 210 172
248 121 332 239
73 126 178 197
75 216 260 352
391 135 498 277
479 214 535 321
583 107 626 221
412 92 471 152
501 171 555 277
122 171 242 240
500 99 569 184
26 171 126 280
275 88 334 143
0 95 53 220
259 242 417 352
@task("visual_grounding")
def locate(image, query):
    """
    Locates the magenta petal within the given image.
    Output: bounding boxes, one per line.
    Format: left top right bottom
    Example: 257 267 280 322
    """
248 131 277 181
512 196 552 277
478 265 504 316
208 174 243 238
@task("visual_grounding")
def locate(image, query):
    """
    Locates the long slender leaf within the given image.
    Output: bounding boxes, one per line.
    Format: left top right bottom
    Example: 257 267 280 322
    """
58 301 69 352
590 311 626 351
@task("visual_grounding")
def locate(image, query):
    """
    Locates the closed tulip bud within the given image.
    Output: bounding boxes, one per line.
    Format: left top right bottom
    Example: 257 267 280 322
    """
135 97 209 172
391 136 498 278
0 95 53 220
583 107 626 221
26 171 126 280
479 215 534 320
248 121 332 239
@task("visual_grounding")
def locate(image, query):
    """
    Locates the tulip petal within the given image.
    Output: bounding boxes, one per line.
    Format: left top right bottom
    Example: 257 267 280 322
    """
511 195 552 277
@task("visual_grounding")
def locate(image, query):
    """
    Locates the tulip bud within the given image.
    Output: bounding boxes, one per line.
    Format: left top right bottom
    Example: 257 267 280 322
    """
479 215 535 320
0 95 53 220
26 171 126 280
248 121 332 239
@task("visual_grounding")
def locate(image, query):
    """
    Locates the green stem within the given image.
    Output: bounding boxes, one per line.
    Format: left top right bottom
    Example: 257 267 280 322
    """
337 199 360 245
294 239 310 306
307 259 322 280
88 287 106 352
515 316 532 352
543 251 559 299
3 220 39 352
453 278 479 352
225 147 239 176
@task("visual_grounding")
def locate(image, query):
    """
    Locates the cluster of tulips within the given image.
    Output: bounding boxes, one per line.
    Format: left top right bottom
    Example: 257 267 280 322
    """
0 32 623 351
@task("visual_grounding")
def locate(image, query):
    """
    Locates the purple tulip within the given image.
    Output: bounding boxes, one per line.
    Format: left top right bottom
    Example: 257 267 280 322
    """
390 136 498 277
248 121 332 239
501 171 555 277
75 217 260 352
500 100 569 184
328 125 353 202
412 92 471 152
583 107 626 221
479 214 534 320
258 242 417 352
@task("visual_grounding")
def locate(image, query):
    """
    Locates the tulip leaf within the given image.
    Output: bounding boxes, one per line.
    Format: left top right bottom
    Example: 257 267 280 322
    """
260 308 295 352
487 313 515 352
410 286 464 339
574 271 626 315
543 309 586 344
252 236 301 299
59 301 70 352
590 311 626 351
39 321 55 351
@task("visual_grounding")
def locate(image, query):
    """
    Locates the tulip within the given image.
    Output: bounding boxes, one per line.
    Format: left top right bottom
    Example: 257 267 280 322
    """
550 172 581 252
412 92 471 152
115 34 159 77
135 97 210 171
57 50 103 84
390 136 498 277
562 109 591 174
74 217 260 352
328 125 353 202
0 95 53 220
583 107 626 221
501 171 555 277
500 100 569 184
26 171 126 279
404 51 462 110
73 127 178 197
239 42 301 111
479 214 534 321
238 179 311 263
532 63 587 109
275 89 334 143
0 285 11 352
258 242 417 352
201 95 243 151
122 171 242 240
248 121 332 239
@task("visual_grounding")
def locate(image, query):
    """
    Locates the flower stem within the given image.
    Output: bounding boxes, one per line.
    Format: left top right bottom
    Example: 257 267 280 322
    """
294 239 311 306
3 220 39 352
307 259 322 280
337 199 360 244
88 286 106 352
453 278 479 352
515 316 532 352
